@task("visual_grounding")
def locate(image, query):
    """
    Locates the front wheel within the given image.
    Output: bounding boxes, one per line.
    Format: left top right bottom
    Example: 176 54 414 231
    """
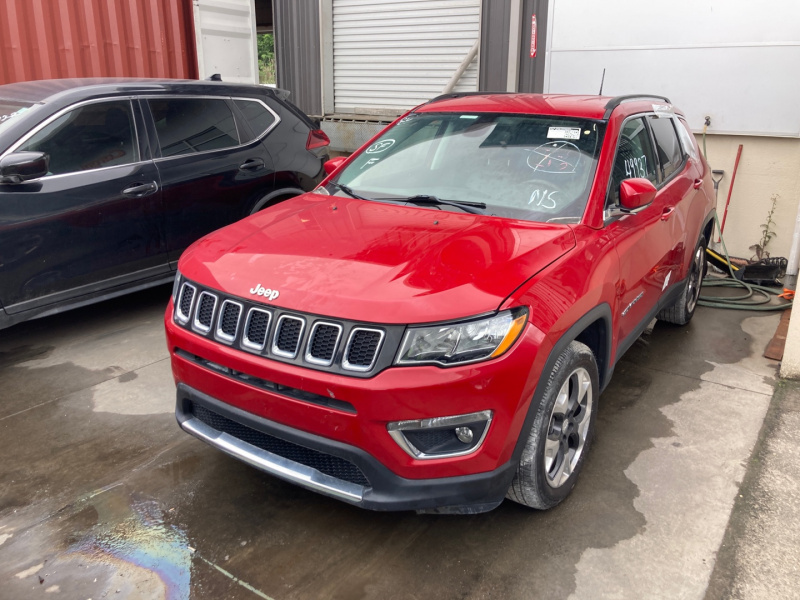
657 235 706 325
507 341 598 510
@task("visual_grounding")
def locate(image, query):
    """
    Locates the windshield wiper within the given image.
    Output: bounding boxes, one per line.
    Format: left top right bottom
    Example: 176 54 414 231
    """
392 195 487 215
330 182 373 201
331 184 487 215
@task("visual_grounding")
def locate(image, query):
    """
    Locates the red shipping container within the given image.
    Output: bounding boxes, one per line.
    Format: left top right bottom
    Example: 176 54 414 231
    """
0 0 198 84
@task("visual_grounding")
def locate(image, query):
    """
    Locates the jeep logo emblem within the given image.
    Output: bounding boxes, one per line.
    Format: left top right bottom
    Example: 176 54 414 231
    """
249 284 280 301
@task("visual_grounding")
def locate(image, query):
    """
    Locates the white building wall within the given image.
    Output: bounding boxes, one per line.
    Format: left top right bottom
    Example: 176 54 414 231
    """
544 0 800 260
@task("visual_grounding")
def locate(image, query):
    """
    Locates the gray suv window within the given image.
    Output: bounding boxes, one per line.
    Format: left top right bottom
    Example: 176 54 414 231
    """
149 98 239 157
18 100 139 176
234 99 276 139
648 116 684 180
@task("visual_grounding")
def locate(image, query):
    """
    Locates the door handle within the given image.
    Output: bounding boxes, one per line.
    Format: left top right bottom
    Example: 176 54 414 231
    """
661 206 676 220
239 158 265 171
122 181 158 197
693 178 703 189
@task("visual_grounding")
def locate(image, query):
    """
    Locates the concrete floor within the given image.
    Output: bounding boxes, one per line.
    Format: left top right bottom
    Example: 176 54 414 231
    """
0 286 788 600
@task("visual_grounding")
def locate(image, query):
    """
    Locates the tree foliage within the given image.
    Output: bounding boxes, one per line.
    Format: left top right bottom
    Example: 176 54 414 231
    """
257 33 275 84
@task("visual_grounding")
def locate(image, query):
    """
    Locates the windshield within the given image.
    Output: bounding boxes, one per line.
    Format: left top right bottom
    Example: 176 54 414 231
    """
327 112 605 223
0 101 33 135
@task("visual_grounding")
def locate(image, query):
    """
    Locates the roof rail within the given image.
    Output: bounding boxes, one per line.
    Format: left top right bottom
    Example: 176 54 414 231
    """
603 94 671 118
426 91 515 105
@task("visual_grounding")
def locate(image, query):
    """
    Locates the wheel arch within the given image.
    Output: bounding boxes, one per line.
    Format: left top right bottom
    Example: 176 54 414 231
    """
702 209 716 248
247 186 306 215
510 303 613 467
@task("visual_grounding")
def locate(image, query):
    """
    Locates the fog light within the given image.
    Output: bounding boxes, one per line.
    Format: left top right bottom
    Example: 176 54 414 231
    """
387 410 492 459
455 427 474 444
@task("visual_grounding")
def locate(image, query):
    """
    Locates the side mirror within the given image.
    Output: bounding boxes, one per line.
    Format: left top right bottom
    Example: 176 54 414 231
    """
323 156 347 175
0 151 49 183
619 178 656 210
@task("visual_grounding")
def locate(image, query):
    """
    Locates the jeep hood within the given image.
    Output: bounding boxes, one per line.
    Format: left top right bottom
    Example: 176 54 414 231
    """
179 194 576 324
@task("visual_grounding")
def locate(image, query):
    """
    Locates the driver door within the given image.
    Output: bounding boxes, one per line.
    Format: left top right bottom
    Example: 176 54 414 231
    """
0 98 167 314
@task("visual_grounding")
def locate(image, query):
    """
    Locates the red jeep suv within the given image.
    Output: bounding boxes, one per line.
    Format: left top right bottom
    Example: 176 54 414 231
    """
165 93 715 514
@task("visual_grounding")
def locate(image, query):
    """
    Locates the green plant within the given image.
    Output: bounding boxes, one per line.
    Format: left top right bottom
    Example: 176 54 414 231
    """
257 33 276 85
749 193 779 261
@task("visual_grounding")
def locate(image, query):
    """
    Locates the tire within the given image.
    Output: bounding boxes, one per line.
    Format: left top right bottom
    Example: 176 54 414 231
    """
657 235 706 325
507 341 598 510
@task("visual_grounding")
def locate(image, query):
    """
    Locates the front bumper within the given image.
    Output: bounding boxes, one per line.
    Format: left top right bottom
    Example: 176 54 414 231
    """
177 383 517 513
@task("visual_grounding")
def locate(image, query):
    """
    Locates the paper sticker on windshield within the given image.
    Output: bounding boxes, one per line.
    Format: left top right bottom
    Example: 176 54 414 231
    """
652 103 673 117
547 127 581 140
366 139 395 154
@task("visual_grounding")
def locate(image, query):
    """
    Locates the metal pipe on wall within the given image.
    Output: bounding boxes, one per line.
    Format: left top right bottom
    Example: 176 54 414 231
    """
442 39 481 94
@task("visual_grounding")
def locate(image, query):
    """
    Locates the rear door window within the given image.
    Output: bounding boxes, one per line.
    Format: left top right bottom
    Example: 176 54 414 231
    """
676 117 700 161
17 100 139 176
609 117 659 205
148 98 239 157
648 115 684 180
233 99 277 140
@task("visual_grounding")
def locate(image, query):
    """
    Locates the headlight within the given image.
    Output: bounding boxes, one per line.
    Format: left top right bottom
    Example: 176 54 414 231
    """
396 308 527 366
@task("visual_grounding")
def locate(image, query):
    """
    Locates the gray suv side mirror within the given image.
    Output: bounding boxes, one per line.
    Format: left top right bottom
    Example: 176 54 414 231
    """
0 152 49 183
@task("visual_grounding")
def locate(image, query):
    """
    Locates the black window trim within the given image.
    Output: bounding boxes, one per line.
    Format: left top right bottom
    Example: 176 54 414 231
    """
231 96 281 141
0 96 144 181
141 94 280 162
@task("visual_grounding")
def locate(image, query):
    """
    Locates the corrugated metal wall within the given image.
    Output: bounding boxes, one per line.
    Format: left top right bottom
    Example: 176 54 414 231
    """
0 0 197 85
274 0 323 117
331 0 481 114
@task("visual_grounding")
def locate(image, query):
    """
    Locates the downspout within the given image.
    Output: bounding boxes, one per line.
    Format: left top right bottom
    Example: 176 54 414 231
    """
442 38 480 94
784 202 800 291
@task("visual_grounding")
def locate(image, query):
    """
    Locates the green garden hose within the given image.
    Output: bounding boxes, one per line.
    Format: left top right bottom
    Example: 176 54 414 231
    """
699 214 792 311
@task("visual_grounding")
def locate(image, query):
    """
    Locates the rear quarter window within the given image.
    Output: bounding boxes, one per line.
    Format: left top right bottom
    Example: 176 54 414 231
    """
648 115 684 180
676 117 700 161
234 98 277 140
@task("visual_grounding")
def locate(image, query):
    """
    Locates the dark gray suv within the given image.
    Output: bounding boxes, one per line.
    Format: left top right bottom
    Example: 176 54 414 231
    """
0 78 329 329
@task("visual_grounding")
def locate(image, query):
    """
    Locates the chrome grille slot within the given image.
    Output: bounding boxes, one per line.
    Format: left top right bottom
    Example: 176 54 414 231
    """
175 283 196 324
242 308 271 352
215 300 243 344
272 315 305 358
193 292 218 334
343 328 384 372
305 322 342 366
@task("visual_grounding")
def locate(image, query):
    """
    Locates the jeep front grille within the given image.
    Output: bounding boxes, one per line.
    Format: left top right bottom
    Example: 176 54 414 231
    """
173 280 397 376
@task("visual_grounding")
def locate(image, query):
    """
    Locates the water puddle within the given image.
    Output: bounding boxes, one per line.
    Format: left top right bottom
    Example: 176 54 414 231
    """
67 496 192 599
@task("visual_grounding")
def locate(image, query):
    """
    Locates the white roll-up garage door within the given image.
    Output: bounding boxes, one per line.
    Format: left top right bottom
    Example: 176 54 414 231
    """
332 0 481 115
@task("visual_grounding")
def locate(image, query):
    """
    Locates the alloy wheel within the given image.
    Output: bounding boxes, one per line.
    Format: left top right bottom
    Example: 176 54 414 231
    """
543 366 593 488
